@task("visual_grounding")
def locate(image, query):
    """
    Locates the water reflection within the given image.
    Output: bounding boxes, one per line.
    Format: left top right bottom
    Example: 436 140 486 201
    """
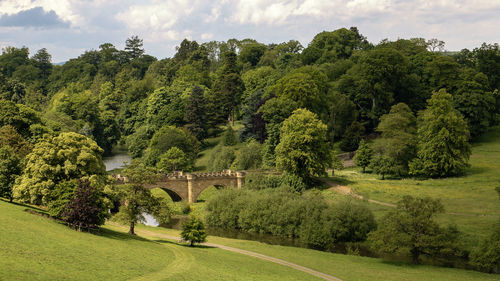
103 151 131 171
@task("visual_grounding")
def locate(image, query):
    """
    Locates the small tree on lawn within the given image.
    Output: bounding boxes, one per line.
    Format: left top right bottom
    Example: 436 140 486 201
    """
353 139 373 173
61 180 109 231
369 154 395 180
114 161 171 234
181 216 207 246
369 196 462 264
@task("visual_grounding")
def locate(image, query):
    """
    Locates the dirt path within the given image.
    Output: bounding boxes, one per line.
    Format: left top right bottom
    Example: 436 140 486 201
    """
323 179 396 207
134 228 344 281
323 179 500 217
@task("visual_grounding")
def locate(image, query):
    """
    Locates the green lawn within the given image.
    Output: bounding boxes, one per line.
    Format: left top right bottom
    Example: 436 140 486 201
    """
128 224 500 281
325 126 500 242
2 199 499 281
0 200 319 281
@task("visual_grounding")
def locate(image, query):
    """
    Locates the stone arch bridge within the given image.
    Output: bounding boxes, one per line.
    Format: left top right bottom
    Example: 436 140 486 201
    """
114 170 245 203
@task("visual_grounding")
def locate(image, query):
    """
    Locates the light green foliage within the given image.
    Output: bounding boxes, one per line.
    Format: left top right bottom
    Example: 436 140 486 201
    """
276 109 331 184
0 146 22 202
410 89 471 177
372 103 417 177
232 139 263 170
181 216 208 246
143 125 198 167
369 196 462 264
156 147 191 172
113 162 171 234
369 154 397 180
13 132 105 205
353 139 373 172
208 144 235 172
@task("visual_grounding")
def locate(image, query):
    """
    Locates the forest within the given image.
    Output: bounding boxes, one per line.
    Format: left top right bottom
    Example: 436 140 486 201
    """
1 27 499 272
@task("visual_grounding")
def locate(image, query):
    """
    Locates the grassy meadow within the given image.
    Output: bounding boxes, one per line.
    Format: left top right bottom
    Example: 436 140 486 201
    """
325 126 500 243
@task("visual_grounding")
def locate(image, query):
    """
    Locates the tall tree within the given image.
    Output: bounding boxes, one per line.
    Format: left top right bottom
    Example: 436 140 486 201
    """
410 89 471 178
125 35 144 60
13 132 106 205
184 85 208 140
275 109 332 184
372 103 417 177
210 51 244 125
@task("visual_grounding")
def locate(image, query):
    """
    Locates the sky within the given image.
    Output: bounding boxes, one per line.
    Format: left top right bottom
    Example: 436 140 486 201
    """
0 0 498 63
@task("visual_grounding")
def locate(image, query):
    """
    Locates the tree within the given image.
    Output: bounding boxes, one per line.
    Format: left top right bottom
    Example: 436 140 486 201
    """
0 146 22 202
339 121 365 152
156 147 190 172
181 216 208 246
184 85 208 140
409 89 471 178
13 132 106 205
354 139 373 172
232 139 263 170
114 162 171 234
0 125 32 157
125 35 144 60
427 38 445 52
143 126 199 167
61 180 109 231
222 126 237 146
372 103 417 177
210 51 244 125
276 109 332 184
208 145 235 172
369 196 461 264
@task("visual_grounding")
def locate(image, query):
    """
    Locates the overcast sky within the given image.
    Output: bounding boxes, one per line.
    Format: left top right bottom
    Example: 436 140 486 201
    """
0 0 498 63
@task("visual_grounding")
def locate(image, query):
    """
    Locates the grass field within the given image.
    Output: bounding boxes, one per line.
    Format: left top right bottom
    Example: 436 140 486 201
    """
0 200 319 281
325 126 500 243
2 198 499 280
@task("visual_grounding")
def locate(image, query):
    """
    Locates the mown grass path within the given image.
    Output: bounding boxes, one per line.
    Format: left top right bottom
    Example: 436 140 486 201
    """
108 223 342 281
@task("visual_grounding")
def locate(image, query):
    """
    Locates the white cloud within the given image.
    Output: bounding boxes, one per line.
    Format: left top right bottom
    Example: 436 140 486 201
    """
116 0 196 32
201 32 213 40
0 0 83 26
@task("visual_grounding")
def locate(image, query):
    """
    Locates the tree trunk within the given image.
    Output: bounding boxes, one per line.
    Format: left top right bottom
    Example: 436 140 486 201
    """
9 196 12 203
129 221 135 235
411 248 420 264
382 173 385 180
362 166 366 173
190 240 194 247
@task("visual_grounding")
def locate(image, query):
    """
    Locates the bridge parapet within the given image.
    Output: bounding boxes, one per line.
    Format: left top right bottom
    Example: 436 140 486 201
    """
113 170 245 203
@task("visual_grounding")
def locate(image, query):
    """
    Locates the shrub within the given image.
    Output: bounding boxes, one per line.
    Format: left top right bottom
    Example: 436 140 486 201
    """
232 139 263 170
208 145 235 171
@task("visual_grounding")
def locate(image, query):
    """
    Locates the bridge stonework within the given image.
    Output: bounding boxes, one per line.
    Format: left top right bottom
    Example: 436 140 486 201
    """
115 170 245 203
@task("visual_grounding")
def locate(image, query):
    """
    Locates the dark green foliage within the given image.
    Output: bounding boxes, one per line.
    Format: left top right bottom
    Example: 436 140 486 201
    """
126 126 150 159
353 139 373 172
0 125 32 157
339 121 365 152
0 146 22 202
181 216 208 246
206 189 375 249
276 109 332 185
410 89 471 178
184 85 208 140
369 196 462 264
125 36 145 60
47 180 78 218
222 126 237 146
61 180 110 231
470 221 500 273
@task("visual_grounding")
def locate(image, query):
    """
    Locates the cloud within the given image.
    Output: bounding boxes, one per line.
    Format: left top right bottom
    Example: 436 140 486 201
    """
0 7 69 28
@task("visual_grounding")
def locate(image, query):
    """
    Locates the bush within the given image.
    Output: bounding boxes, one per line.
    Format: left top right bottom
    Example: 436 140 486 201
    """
181 216 207 246
232 139 262 170
208 144 235 171
222 126 237 146
206 189 376 249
